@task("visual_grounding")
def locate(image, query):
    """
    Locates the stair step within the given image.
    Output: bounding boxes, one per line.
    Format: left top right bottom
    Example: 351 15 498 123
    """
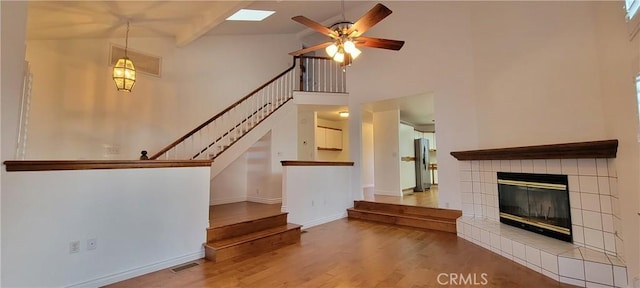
353 201 462 220
204 223 301 262
207 213 288 242
347 208 457 233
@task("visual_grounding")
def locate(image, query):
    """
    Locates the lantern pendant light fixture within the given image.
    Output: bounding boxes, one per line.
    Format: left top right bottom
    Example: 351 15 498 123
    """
113 21 136 92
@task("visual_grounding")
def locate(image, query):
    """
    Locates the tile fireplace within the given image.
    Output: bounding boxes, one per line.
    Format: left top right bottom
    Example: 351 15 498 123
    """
451 140 627 287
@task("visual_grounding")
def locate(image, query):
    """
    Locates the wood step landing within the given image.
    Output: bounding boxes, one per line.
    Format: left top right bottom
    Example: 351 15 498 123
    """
204 212 301 263
347 201 462 233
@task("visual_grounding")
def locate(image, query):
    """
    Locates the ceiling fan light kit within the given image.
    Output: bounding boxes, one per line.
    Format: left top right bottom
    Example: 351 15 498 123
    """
289 3 405 67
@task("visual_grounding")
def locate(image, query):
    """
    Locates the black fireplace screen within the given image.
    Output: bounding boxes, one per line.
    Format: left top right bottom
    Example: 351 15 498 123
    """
497 172 572 242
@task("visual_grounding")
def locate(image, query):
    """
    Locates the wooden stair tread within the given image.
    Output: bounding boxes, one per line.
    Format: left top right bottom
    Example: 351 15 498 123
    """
354 201 462 220
347 208 454 223
208 212 287 229
207 223 301 249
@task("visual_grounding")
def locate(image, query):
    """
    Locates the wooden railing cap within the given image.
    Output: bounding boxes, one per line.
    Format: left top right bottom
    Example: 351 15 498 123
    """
281 160 355 167
4 160 212 172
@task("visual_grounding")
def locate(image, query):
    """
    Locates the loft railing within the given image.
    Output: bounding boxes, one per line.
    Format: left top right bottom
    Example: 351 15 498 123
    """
150 56 346 160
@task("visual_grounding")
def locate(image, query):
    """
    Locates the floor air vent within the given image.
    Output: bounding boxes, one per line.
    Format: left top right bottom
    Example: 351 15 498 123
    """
170 262 199 273
110 44 162 77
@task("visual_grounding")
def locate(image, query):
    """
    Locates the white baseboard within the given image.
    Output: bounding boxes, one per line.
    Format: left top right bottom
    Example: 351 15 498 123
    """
299 212 347 229
374 188 401 196
210 196 247 205
67 250 204 288
246 196 282 204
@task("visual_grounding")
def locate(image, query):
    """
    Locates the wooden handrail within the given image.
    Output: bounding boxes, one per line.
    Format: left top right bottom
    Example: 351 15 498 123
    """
150 56 302 160
281 161 354 166
4 160 212 172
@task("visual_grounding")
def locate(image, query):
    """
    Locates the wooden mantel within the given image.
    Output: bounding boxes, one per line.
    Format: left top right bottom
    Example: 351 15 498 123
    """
450 140 618 161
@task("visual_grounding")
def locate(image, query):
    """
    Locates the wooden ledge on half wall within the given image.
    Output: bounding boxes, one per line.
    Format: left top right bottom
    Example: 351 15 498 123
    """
281 160 355 167
3 159 213 172
450 139 618 161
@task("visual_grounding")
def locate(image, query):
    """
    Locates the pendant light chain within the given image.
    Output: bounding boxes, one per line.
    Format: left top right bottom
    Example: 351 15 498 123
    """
125 21 130 58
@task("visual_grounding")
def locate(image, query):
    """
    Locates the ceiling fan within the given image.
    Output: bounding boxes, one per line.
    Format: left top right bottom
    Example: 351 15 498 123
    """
289 3 405 66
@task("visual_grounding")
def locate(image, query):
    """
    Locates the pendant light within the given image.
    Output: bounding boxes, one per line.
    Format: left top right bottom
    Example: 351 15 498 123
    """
113 21 136 92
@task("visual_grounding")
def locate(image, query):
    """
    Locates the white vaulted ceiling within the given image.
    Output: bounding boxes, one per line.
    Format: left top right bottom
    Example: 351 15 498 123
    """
27 1 369 46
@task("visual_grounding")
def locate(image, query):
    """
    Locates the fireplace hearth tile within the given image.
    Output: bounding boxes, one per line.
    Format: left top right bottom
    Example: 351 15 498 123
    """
582 193 601 212
600 196 612 213
512 241 526 261
601 215 614 233
510 160 522 172
541 251 559 274
560 248 583 260
598 177 611 195
573 225 585 245
580 176 600 194
581 247 611 264
526 246 542 267
596 159 608 176
569 175 581 191
521 160 534 173
458 217 627 287
578 159 598 176
562 159 579 175
572 208 584 225
584 261 614 286
613 265 627 288
570 192 582 209
583 210 603 230
547 159 562 174
584 228 605 250
560 276 586 287
559 256 585 280
586 281 613 288
603 233 616 255
533 159 547 173
542 269 559 282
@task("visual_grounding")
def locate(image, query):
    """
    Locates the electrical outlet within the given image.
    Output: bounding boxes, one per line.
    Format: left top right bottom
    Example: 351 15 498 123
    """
87 238 97 251
69 241 80 254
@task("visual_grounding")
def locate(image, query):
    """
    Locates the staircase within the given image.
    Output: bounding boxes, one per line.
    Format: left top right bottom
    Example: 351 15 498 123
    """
347 201 462 233
204 213 302 262
149 56 346 164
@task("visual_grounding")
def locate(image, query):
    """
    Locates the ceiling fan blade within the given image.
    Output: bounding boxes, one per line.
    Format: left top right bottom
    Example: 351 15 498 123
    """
347 3 393 37
292 16 337 38
289 42 334 56
356 37 405 51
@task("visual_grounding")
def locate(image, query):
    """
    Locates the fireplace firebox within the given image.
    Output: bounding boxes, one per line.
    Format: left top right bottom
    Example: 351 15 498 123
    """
497 172 572 242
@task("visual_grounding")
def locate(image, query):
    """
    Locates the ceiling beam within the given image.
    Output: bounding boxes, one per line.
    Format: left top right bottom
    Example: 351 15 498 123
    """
175 1 253 47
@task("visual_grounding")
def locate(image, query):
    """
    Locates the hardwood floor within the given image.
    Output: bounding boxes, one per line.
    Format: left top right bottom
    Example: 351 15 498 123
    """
209 202 282 228
107 218 575 288
364 185 439 208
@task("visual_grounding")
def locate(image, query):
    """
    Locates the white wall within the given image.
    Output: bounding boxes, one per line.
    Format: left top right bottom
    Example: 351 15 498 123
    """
24 33 299 160
399 122 416 190
1 3 29 285
597 2 640 282
210 153 248 205
282 164 353 228
1 166 210 287
361 117 374 189
373 109 401 196
346 1 479 209
297 110 316 161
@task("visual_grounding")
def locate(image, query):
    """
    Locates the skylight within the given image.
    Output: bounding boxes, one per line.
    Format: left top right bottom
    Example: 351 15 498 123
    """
226 9 275 21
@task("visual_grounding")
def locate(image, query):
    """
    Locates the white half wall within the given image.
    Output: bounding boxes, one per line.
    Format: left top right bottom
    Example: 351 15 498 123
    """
282 164 353 228
1 166 210 287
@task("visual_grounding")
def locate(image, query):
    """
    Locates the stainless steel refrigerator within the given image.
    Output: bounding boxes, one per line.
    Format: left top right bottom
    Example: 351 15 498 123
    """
414 138 431 192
